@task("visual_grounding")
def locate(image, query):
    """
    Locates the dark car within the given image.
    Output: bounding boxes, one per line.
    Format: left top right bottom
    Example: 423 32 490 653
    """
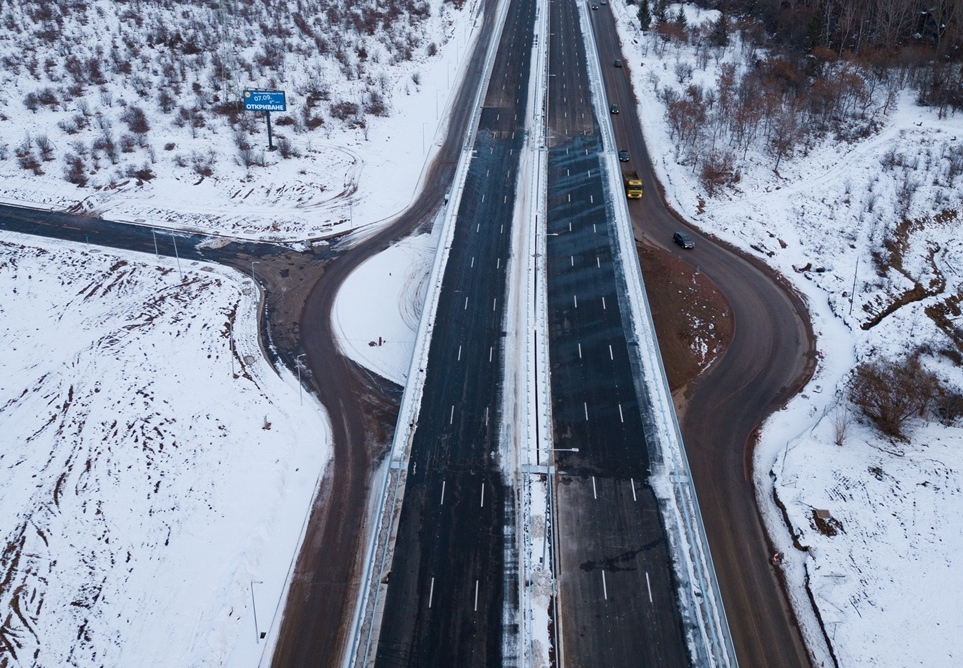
614 58 622 68
673 231 695 249
610 103 620 114
590 2 599 9
618 149 629 162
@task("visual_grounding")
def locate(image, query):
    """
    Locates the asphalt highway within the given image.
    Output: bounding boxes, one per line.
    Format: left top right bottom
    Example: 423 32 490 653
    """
544 0 690 665
589 6 816 667
373 0 536 664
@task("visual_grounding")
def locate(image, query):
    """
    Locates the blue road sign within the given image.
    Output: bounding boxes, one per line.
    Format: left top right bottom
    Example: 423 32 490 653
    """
243 90 286 112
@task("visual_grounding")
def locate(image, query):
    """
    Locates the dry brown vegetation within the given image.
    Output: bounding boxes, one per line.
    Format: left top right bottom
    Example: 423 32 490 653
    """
639 0 963 195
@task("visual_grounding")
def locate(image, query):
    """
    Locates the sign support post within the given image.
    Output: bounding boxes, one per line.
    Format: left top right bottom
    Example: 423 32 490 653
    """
265 111 274 151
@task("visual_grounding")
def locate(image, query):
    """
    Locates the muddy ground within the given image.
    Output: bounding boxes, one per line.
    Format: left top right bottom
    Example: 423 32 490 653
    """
635 240 734 411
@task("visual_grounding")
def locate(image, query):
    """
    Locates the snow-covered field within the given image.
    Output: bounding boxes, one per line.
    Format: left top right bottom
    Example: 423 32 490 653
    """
0 235 329 666
613 3 963 665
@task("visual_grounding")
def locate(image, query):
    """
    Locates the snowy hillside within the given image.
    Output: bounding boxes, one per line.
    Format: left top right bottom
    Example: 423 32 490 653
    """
614 3 963 666
0 236 329 666
0 0 476 239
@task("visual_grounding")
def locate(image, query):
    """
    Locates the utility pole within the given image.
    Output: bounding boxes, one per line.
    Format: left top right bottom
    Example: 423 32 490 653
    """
218 0 239 102
229 321 235 377
171 233 182 280
250 580 263 643
296 353 305 405
849 255 859 317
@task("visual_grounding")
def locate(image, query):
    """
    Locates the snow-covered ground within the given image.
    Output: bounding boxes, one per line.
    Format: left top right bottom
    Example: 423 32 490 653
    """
612 3 963 665
0 234 329 667
333 230 437 385
0 0 481 242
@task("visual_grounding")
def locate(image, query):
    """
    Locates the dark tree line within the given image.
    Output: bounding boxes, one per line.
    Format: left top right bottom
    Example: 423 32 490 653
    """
687 0 962 57
666 0 963 116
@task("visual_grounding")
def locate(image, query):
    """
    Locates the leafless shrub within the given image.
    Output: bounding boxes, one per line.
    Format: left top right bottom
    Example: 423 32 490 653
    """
699 150 740 197
125 163 155 182
330 100 360 121
64 153 88 186
935 389 963 425
238 147 258 168
191 149 216 176
17 138 42 174
832 404 850 446
674 60 694 84
158 89 177 114
121 105 150 134
849 351 940 440
276 135 299 158
233 130 251 151
92 131 119 164
365 90 387 117
302 104 324 129
120 133 137 153
35 134 55 161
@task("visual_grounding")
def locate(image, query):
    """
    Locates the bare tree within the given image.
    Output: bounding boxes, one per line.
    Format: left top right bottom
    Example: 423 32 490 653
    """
769 108 800 173
832 403 851 446
849 351 940 440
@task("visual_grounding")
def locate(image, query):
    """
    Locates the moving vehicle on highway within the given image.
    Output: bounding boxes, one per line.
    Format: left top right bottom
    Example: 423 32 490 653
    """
673 231 695 249
618 149 630 162
623 170 643 199
610 103 619 114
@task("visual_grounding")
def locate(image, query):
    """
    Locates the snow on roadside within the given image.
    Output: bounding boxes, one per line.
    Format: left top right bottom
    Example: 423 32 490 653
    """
333 229 437 385
0 235 329 667
612 3 963 666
